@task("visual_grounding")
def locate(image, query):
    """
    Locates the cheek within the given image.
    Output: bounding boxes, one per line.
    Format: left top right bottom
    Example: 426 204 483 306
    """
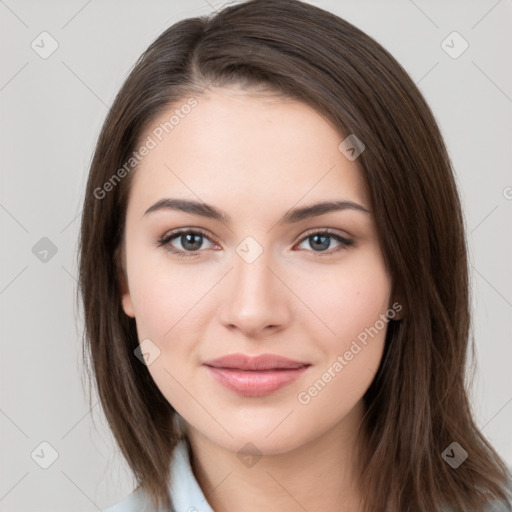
291 258 390 422
293 263 390 424
131 268 205 342
125 230 207 341
291 252 391 350
128 266 205 401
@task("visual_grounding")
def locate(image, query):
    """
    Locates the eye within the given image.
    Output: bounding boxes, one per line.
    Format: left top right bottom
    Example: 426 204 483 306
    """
156 228 216 258
157 227 354 258
295 229 354 256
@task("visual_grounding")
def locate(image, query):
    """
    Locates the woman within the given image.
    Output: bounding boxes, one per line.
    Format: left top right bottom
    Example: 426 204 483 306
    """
78 0 512 510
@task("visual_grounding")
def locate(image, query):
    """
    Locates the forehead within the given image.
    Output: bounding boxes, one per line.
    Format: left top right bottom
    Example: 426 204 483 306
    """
127 86 369 219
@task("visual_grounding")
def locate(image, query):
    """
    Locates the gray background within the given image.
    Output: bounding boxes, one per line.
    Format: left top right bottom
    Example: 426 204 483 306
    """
1 0 510 510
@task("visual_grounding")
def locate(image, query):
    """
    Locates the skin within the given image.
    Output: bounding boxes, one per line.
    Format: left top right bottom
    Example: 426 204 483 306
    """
119 85 399 512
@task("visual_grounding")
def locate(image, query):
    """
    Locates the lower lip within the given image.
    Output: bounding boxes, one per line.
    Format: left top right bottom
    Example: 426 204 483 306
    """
204 365 310 397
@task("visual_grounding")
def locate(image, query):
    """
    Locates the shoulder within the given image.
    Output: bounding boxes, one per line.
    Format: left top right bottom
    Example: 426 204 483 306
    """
102 438 211 512
448 473 512 512
487 474 512 512
489 471 512 511
102 486 162 512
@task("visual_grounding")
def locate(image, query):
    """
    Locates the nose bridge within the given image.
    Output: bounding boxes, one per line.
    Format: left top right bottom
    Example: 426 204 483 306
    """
234 246 275 300
219 236 289 334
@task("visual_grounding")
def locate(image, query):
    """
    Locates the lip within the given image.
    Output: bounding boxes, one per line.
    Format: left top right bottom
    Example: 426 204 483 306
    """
203 353 310 370
202 353 311 397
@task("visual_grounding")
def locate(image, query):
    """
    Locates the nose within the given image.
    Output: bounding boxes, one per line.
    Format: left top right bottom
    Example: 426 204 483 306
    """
217 246 291 338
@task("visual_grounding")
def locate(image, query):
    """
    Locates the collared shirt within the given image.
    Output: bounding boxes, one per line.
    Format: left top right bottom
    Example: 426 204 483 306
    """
102 439 214 512
103 439 512 512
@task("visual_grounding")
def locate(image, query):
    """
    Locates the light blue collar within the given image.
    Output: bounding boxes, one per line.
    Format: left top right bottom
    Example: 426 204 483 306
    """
102 439 214 512
169 439 214 512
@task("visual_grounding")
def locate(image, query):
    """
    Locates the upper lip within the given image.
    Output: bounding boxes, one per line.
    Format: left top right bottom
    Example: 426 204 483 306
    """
203 353 310 371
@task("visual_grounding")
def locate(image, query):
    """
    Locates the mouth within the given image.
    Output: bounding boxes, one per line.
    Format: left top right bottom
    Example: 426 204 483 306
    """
202 353 311 397
202 352 310 370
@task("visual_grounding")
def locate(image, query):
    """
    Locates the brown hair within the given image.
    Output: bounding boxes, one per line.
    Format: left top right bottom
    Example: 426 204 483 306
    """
78 1 512 510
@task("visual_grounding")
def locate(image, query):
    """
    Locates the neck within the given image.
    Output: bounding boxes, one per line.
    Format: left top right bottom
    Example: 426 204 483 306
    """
185 400 366 512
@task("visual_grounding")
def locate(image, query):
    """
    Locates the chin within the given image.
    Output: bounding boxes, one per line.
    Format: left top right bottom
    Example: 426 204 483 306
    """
188 417 317 457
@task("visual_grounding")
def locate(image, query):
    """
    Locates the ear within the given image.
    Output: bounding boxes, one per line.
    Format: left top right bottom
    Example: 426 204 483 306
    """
115 245 135 318
120 275 135 318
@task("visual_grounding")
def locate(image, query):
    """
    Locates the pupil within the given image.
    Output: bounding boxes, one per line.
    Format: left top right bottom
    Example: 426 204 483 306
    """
183 233 202 250
311 234 329 251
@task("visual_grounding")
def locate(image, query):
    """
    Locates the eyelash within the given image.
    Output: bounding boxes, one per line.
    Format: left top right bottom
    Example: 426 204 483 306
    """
155 228 354 259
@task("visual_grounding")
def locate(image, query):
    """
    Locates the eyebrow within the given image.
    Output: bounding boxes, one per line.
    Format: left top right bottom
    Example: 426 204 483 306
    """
143 198 370 224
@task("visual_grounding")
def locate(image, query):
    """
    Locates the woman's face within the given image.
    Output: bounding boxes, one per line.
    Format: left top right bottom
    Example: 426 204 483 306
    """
119 85 395 455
